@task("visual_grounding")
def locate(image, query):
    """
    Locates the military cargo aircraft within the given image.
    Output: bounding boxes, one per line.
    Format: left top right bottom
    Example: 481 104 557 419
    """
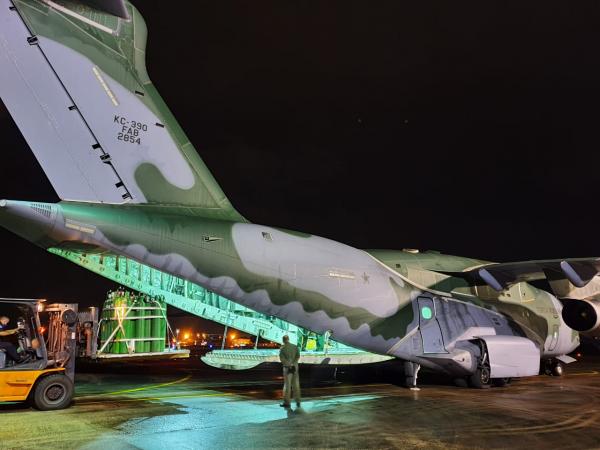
1 0 598 388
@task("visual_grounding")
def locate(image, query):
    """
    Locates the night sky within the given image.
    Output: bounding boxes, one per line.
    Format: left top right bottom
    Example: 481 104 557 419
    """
1 1 600 327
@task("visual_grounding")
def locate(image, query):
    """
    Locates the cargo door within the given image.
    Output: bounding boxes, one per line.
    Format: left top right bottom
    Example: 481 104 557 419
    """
418 297 447 353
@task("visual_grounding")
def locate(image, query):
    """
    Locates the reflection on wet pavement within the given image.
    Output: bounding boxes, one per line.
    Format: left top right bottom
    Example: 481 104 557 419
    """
2 359 600 449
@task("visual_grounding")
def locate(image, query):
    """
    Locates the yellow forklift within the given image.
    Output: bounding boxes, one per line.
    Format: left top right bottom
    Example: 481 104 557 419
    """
0 298 97 410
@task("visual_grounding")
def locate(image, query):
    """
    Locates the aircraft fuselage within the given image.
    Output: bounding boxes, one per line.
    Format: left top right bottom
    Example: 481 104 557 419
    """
0 199 579 376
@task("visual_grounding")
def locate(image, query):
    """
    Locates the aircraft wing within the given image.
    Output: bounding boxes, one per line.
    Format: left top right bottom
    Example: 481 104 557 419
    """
442 258 600 292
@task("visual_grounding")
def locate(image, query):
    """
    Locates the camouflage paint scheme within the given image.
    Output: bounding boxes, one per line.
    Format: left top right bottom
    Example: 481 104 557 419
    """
0 0 582 380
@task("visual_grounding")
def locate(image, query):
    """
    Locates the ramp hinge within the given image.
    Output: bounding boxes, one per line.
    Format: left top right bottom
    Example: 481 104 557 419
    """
100 154 112 163
27 36 38 45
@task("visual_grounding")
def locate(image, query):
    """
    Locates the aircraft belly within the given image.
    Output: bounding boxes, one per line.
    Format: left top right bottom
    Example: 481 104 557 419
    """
29 213 419 356
0 207 411 356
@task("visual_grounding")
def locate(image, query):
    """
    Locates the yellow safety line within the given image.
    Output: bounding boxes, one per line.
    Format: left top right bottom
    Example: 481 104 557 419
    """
78 392 232 404
136 392 233 401
102 375 192 396
80 389 379 405
135 390 377 403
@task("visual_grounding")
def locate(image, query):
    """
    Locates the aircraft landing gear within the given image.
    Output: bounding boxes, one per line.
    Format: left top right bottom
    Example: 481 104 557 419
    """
544 359 565 377
457 376 510 388
469 340 491 389
404 361 421 391
469 365 491 388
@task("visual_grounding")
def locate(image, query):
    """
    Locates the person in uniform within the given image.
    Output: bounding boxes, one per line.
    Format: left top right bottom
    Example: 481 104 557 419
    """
0 316 22 363
279 335 301 408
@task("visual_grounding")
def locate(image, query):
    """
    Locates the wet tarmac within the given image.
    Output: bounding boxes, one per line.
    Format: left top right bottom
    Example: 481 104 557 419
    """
1 357 600 450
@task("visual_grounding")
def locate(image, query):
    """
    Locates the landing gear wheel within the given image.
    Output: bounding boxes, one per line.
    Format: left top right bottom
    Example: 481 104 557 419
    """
469 340 491 389
492 377 511 387
544 359 565 377
32 374 74 411
469 366 492 389
551 361 564 377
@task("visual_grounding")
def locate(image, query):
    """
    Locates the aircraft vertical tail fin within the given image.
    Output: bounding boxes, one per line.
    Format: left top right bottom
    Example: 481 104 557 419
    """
0 0 246 221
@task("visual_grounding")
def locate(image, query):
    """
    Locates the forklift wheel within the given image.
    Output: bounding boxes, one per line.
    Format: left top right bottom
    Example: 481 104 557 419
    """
32 374 74 411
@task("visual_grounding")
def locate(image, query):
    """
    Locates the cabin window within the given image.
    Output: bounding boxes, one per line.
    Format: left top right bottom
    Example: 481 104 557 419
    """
262 232 273 242
421 306 433 320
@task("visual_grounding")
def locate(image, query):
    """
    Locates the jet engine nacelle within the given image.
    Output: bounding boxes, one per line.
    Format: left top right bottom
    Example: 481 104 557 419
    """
562 298 600 335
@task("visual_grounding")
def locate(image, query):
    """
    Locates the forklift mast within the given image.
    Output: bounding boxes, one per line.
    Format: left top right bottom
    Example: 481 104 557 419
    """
45 304 78 380
45 304 99 380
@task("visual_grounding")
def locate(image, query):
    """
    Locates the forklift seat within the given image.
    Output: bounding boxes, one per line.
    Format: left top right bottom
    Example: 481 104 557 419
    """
0 349 6 369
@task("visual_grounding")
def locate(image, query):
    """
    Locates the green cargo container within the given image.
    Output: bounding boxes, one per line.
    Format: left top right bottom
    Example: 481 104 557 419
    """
100 292 168 355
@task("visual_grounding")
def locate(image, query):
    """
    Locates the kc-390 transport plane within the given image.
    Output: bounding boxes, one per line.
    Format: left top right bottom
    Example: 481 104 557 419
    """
1 0 599 388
